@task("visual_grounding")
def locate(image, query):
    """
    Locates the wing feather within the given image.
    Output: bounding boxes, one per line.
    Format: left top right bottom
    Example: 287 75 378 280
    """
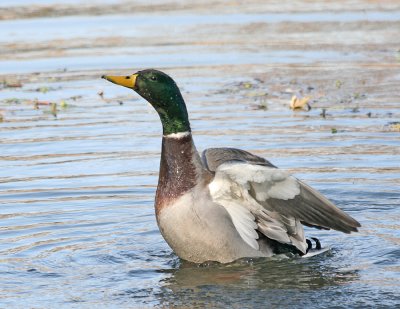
205 147 361 254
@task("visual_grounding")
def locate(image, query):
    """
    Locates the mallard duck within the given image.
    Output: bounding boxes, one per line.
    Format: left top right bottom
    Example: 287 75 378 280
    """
102 69 360 263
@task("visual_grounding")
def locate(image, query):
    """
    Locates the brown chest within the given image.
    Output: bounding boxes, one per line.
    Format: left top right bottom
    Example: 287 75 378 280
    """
155 134 200 215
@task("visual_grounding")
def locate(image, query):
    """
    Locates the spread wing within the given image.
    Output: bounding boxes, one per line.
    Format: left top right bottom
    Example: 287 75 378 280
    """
203 148 361 254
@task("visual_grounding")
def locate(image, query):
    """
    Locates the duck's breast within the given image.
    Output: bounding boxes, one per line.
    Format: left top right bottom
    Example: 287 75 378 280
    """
156 187 264 263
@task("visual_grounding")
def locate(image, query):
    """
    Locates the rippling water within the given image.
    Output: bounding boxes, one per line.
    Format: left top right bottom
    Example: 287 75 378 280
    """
1 1 400 307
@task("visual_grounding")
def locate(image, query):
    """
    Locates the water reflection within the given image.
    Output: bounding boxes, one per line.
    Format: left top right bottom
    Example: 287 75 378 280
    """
153 254 360 307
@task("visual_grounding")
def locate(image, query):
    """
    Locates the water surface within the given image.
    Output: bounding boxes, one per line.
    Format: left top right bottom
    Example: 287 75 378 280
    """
1 0 399 307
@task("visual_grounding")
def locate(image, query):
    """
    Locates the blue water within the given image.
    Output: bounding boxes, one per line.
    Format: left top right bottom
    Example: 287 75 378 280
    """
1 1 400 307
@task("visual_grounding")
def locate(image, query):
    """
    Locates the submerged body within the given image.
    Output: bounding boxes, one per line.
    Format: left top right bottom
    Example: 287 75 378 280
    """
103 69 361 263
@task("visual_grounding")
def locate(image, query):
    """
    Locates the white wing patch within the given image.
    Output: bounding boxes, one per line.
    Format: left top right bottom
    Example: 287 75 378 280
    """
209 171 259 250
215 163 300 201
209 162 305 253
222 201 259 250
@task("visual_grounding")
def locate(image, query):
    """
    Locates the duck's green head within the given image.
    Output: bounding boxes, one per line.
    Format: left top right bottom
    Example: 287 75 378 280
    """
102 69 190 135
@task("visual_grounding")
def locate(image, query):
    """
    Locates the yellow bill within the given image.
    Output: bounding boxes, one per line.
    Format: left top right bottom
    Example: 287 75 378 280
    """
102 74 138 89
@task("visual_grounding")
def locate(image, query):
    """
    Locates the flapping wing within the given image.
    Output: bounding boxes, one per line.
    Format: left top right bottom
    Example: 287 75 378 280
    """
204 148 361 253
262 180 360 233
202 147 276 171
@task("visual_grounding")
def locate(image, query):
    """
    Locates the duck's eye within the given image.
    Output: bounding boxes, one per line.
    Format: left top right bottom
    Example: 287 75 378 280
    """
150 76 157 81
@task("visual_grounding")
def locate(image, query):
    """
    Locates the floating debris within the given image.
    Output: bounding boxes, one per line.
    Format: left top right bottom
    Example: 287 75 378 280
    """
6 82 22 88
335 80 343 89
98 91 104 99
36 86 49 93
2 98 59 108
367 112 372 118
353 92 366 100
4 98 22 104
1 80 22 88
50 103 57 117
33 86 60 93
385 122 400 132
32 99 53 109
28 100 52 107
69 95 82 101
242 82 252 89
331 128 338 134
252 101 268 110
60 100 68 108
290 95 311 110
320 108 327 118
